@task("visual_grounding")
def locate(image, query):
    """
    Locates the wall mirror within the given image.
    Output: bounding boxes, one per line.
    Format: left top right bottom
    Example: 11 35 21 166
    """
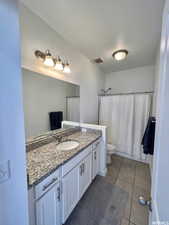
22 68 80 138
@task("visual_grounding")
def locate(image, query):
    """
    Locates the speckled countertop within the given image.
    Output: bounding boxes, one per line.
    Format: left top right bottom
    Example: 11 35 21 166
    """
27 129 101 188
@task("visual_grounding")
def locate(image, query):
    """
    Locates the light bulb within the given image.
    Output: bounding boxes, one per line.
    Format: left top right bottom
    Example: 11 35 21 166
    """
63 63 71 73
43 50 54 67
112 50 128 61
44 56 54 67
54 57 63 71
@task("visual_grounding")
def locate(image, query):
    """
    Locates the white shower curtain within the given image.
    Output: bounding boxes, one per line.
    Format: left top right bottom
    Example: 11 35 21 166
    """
99 94 151 161
66 97 80 122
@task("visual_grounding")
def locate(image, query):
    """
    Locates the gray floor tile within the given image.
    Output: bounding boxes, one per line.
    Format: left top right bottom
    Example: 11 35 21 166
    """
116 178 134 196
112 154 124 161
135 168 150 179
123 158 136 169
121 218 129 225
107 165 119 176
108 154 151 225
115 179 133 219
118 168 135 184
135 175 151 191
105 174 117 184
106 166 119 184
123 197 132 219
133 185 150 201
111 156 123 169
130 199 149 225
135 163 150 178
65 176 128 225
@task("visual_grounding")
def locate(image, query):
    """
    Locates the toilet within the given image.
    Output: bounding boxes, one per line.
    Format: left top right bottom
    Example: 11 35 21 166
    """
107 144 116 164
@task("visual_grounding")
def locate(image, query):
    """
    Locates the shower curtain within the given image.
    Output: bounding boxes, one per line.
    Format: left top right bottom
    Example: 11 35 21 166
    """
99 94 151 161
66 97 80 122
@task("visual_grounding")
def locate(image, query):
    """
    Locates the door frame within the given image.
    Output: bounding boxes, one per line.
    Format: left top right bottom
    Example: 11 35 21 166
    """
151 0 169 223
0 0 28 225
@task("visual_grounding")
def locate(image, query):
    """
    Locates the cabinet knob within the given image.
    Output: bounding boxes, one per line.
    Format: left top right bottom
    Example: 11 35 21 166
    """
94 151 97 160
82 163 85 173
57 187 61 201
80 165 83 176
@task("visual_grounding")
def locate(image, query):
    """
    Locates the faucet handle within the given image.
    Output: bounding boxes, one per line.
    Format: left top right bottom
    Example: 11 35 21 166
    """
57 136 62 143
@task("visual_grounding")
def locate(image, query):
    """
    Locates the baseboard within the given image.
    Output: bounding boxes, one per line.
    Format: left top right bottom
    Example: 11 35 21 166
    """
113 151 149 164
98 168 107 177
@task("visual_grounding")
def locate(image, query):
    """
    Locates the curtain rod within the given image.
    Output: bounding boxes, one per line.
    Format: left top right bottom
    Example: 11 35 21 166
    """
98 91 154 97
66 96 80 98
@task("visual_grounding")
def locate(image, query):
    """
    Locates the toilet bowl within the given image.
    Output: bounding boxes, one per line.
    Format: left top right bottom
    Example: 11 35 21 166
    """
107 144 116 164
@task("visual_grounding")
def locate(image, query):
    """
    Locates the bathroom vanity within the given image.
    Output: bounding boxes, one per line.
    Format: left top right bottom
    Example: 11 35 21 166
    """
27 128 103 225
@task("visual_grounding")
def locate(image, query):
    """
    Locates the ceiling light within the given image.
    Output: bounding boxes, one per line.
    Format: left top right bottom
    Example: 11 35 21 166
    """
112 49 128 61
43 50 54 67
54 57 63 71
63 62 71 73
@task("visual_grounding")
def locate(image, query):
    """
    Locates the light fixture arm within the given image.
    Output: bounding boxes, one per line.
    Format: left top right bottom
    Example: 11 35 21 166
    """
34 50 46 60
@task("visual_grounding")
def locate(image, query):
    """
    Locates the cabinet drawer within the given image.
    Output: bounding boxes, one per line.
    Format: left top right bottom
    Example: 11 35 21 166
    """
93 138 101 150
35 168 60 199
62 145 92 177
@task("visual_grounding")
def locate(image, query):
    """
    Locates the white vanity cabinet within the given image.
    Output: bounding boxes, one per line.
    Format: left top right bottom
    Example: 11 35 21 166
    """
61 145 93 224
29 138 102 225
92 140 100 180
62 165 79 222
36 182 61 225
35 169 61 225
79 153 92 199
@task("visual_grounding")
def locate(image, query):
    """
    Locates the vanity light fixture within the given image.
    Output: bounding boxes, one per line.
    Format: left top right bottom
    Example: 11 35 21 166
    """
54 57 64 71
63 62 71 73
112 49 128 61
35 49 54 67
43 50 54 67
34 49 71 73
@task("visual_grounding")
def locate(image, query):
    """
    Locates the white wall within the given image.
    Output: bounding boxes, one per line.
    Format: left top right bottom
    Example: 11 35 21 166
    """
105 65 155 94
153 46 161 116
22 68 79 138
20 4 105 124
0 1 28 225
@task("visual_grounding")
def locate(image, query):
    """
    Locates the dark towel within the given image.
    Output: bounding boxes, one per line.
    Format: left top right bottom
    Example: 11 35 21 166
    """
142 117 156 155
49 111 63 130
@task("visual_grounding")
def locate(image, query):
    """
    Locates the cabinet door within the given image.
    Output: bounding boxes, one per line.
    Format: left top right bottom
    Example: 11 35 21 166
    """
36 182 61 225
79 153 92 199
62 166 79 223
92 149 99 180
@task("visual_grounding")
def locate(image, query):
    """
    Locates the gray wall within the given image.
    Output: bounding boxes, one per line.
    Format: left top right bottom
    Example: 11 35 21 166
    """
22 68 79 138
105 65 155 94
0 0 28 225
20 4 105 124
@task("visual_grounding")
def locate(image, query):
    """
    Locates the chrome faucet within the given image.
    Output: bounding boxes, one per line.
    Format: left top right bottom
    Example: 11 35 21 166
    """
52 135 62 143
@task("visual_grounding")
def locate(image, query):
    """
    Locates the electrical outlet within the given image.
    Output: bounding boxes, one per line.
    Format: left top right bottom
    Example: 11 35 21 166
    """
0 160 10 184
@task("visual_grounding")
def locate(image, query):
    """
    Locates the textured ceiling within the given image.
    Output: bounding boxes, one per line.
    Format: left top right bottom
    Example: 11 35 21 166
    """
21 0 164 74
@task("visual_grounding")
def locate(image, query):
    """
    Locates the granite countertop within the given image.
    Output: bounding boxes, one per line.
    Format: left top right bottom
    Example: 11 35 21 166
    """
27 130 101 188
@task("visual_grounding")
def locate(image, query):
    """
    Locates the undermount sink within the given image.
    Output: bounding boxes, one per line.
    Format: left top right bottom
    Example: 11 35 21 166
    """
56 140 79 151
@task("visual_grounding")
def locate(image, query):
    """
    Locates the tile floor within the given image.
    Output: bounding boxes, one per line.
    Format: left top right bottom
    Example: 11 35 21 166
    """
105 154 151 225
